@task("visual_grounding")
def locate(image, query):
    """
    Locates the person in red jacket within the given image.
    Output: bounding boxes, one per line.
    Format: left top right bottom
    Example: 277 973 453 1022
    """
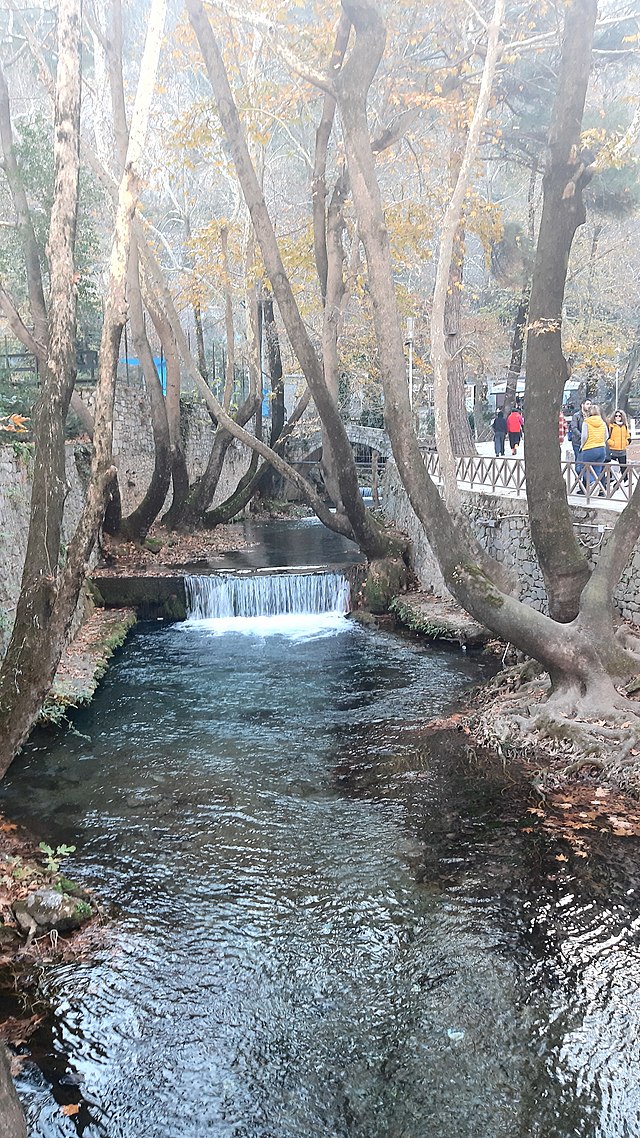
506 407 524 455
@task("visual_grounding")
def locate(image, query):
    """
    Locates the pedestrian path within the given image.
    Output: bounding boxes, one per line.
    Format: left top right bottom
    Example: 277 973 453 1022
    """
427 441 633 514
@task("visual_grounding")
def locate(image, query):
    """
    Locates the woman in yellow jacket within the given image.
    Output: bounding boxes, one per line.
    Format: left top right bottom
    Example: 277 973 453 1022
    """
579 405 608 491
608 409 631 482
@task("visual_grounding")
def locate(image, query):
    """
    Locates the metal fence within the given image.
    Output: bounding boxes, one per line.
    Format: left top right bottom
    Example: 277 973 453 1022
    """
422 452 637 504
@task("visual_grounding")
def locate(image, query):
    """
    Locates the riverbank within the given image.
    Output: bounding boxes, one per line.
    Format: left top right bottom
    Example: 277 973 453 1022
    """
389 588 640 801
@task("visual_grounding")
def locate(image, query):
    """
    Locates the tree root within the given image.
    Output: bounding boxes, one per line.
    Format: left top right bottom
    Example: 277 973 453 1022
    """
561 758 606 775
469 663 640 796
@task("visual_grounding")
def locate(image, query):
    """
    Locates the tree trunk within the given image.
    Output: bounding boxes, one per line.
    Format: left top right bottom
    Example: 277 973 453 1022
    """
0 1047 26 1138
617 321 640 413
444 106 474 457
118 243 172 540
148 300 190 526
264 296 285 447
504 162 538 415
445 224 474 456
524 0 597 623
186 0 394 561
0 0 166 777
0 0 82 776
193 300 209 383
429 0 505 509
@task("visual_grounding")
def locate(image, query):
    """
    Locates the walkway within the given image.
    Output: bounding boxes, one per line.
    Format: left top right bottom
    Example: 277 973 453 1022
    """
444 441 632 514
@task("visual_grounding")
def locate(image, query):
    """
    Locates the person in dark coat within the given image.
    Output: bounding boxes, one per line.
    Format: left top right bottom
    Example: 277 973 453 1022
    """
492 410 507 455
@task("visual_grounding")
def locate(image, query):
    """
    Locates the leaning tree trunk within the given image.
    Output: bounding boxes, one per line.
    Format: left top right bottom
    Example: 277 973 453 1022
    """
524 0 597 623
119 242 173 540
186 0 395 561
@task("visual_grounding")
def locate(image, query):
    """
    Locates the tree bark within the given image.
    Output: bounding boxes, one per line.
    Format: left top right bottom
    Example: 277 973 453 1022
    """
524 0 597 623
0 1047 26 1138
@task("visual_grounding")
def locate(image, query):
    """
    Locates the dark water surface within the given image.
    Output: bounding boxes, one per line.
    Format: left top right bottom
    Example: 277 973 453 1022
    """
2 611 640 1137
174 517 365 573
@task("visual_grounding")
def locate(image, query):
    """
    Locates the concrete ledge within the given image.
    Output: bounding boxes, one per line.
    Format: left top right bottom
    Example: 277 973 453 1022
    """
90 574 187 620
390 591 489 646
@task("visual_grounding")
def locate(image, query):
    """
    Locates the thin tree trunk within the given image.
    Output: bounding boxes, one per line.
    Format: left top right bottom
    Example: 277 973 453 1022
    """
617 321 640 413
504 161 538 415
524 0 597 623
430 0 505 509
445 105 474 456
106 0 171 541
193 300 209 383
119 243 172 540
0 62 49 349
220 225 236 411
264 296 285 447
148 299 190 525
186 0 393 560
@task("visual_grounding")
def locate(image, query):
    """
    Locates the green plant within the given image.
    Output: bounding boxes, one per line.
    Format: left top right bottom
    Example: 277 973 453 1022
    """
73 900 93 920
38 842 76 874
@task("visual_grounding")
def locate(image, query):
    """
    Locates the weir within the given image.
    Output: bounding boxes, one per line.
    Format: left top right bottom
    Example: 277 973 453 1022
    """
184 570 351 620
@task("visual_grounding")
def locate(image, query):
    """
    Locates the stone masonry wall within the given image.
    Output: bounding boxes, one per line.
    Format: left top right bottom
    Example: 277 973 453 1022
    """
0 386 248 653
382 459 639 625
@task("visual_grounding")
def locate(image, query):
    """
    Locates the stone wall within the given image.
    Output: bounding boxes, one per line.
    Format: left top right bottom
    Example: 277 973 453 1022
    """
382 460 638 624
0 385 248 653
79 386 249 513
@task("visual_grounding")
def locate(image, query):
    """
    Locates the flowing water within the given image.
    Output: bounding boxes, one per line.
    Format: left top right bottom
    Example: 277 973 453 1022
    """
2 558 640 1137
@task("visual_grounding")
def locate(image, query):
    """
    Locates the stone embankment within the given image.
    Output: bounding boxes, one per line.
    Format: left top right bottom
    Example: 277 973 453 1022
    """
381 460 640 627
0 385 249 656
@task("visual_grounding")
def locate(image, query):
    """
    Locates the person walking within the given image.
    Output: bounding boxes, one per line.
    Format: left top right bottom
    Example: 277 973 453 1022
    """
570 401 591 463
607 409 631 482
506 407 524 455
492 409 507 456
579 403 608 493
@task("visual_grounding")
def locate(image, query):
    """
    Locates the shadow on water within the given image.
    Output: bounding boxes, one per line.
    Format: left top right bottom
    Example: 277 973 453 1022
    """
1 598 640 1136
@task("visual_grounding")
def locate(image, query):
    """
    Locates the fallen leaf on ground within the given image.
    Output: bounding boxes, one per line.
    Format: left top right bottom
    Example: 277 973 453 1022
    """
61 1104 80 1117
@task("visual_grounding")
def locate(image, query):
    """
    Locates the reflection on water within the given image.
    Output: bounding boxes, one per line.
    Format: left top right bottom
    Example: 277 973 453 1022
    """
1 615 640 1138
177 517 365 573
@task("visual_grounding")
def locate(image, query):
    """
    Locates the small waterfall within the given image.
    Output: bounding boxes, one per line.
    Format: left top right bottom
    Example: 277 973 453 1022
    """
184 571 351 621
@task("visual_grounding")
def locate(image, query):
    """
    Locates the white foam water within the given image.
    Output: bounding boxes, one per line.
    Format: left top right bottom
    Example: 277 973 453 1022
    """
183 571 351 637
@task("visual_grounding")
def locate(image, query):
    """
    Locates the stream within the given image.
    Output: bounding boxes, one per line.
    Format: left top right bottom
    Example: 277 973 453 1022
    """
1 521 640 1137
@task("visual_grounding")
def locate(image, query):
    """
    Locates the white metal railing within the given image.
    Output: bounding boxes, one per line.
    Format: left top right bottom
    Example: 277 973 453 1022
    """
422 452 637 504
